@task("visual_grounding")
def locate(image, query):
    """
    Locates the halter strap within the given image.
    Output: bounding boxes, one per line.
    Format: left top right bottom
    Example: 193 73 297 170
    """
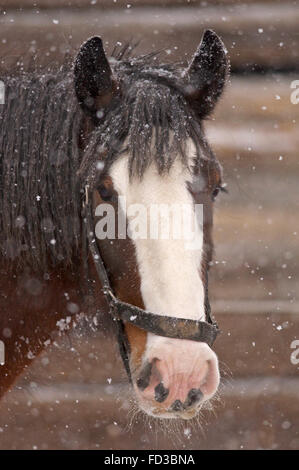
83 187 220 377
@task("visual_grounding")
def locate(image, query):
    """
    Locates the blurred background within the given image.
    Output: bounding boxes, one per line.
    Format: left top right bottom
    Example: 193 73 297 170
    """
0 0 299 450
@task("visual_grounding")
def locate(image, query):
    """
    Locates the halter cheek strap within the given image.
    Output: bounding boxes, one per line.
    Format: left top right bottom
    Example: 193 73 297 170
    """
82 187 220 379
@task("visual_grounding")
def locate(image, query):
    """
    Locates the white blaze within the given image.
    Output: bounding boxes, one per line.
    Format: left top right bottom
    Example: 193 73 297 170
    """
109 142 205 323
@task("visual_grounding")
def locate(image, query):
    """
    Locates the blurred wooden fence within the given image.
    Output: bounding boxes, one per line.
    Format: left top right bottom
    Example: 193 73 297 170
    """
0 1 299 71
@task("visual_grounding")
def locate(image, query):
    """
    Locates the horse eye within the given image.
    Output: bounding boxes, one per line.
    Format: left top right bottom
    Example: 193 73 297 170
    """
98 184 113 201
212 187 220 201
212 183 228 201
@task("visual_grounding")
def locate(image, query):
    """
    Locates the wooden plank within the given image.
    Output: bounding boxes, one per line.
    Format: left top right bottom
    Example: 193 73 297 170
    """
213 300 299 315
2 0 295 10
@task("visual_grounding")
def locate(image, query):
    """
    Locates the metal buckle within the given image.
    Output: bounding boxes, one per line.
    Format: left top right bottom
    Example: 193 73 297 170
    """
103 286 117 304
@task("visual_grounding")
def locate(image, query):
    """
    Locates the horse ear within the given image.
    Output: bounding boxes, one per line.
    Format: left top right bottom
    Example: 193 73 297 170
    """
184 30 229 119
74 36 117 118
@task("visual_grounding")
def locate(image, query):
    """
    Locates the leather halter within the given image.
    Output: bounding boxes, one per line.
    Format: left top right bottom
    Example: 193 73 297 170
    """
82 186 220 380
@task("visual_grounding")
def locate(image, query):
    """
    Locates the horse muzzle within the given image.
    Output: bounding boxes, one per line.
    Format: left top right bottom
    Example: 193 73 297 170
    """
132 336 220 419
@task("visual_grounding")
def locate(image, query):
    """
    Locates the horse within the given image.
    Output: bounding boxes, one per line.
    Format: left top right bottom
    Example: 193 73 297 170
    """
0 30 229 420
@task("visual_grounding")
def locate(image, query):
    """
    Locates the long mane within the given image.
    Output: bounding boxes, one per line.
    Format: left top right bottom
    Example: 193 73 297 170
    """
0 70 82 270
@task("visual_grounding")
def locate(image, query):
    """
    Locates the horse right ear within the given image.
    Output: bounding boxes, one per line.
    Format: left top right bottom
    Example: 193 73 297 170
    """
184 30 229 119
74 36 117 118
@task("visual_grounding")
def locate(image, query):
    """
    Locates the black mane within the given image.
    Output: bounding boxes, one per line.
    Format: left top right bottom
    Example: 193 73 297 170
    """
0 70 82 270
0 48 208 271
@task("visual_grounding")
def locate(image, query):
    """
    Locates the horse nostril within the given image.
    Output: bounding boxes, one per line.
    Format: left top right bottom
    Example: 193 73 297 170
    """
154 382 169 403
185 388 203 407
136 361 153 391
170 399 184 412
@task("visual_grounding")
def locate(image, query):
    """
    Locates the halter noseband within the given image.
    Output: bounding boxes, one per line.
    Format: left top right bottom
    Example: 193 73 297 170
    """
82 186 220 380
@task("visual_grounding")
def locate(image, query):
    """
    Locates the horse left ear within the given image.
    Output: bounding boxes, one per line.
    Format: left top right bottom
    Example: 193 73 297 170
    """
74 36 118 118
184 30 229 119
